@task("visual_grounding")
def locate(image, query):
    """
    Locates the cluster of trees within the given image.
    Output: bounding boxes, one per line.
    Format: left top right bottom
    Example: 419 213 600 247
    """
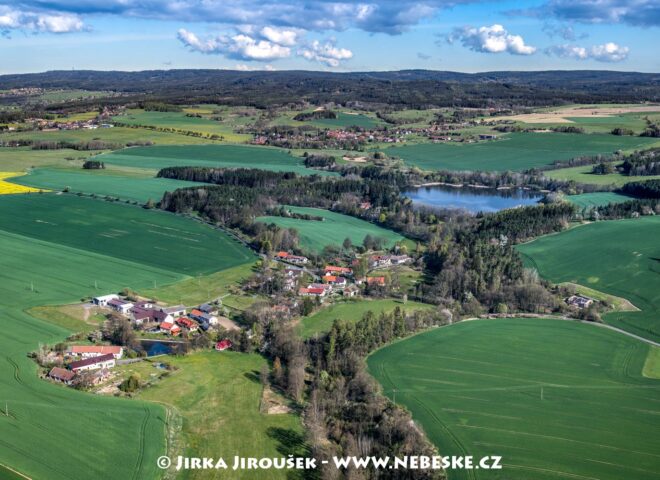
82 160 105 169
303 153 336 169
621 179 660 199
293 110 338 121
29 139 127 150
112 121 224 141
611 127 635 136
618 149 660 176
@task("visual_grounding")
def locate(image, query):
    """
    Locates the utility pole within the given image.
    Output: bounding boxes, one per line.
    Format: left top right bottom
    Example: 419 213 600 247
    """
393 388 397 405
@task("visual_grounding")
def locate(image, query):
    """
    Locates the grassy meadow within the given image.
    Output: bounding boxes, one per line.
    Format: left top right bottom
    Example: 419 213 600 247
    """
388 133 659 172
518 217 660 342
138 351 305 480
98 144 330 176
257 206 405 253
0 194 255 275
0 147 104 171
566 191 634 209
9 168 208 203
545 163 660 186
368 318 660 480
299 298 434 338
112 109 251 143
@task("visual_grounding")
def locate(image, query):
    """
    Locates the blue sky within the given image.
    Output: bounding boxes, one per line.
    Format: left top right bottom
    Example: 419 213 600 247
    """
1 1 658 73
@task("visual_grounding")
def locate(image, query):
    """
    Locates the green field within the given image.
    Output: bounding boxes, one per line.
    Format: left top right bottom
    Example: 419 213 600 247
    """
518 217 660 342
0 147 104 171
98 144 331 176
545 164 660 186
10 168 207 203
0 126 222 146
0 194 255 275
388 133 659 172
0 194 260 479
257 206 405 253
311 113 382 129
566 191 633 209
368 318 660 480
299 298 434 338
138 351 305 480
113 109 251 142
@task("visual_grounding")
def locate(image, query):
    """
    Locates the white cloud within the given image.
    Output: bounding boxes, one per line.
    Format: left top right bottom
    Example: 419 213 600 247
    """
450 24 536 55
260 26 297 47
235 63 275 71
298 40 353 67
546 42 629 62
0 6 83 34
177 28 291 61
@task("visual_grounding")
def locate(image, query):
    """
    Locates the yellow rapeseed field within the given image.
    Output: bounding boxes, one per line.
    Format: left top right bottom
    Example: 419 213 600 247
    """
0 172 46 194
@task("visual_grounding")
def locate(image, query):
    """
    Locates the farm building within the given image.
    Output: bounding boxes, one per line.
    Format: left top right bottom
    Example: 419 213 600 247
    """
48 367 76 385
92 294 119 307
323 275 347 287
160 305 186 316
276 251 309 264
69 353 116 372
367 276 386 286
107 298 134 315
343 285 360 297
566 295 594 309
198 303 216 314
299 287 326 297
68 345 124 360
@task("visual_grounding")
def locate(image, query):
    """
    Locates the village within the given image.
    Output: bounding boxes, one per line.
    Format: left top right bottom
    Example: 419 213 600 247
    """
37 248 415 394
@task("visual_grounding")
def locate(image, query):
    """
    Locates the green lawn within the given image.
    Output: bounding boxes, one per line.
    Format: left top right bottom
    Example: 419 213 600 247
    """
566 191 634 209
388 133 659 172
368 318 660 480
311 113 383 129
545 164 660 186
10 168 208 203
299 298 434 338
113 109 251 142
0 194 255 275
518 217 660 342
257 206 404 253
137 351 305 480
97 144 331 176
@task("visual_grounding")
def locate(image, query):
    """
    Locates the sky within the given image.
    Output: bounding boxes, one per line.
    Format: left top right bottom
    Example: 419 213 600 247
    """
0 1 658 74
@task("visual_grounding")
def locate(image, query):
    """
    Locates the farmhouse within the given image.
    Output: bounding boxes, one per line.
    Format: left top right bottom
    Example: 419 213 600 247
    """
48 367 76 385
176 317 199 332
369 255 392 268
68 345 124 359
323 275 347 287
325 265 352 275
566 295 594 309
160 321 181 336
343 285 360 297
198 303 217 314
367 276 387 286
92 294 119 307
299 287 326 297
276 251 309 264
69 353 116 372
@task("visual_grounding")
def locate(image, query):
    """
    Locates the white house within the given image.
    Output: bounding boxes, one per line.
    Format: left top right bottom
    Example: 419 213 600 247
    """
160 305 186 317
92 294 119 307
107 298 134 315
68 345 124 360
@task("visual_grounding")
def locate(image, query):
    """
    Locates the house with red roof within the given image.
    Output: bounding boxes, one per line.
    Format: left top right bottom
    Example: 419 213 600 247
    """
68 345 124 359
160 321 181 336
299 287 327 297
325 265 352 275
49 367 76 385
366 276 387 286
176 317 199 332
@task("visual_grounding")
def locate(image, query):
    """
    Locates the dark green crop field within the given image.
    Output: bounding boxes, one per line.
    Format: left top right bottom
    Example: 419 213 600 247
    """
518 217 660 342
368 318 660 480
0 193 255 275
10 168 207 203
388 133 658 172
565 192 634 209
98 144 331 176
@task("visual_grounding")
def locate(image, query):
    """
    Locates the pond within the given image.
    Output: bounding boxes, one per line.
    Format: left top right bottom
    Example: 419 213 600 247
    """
140 339 176 357
404 184 543 213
